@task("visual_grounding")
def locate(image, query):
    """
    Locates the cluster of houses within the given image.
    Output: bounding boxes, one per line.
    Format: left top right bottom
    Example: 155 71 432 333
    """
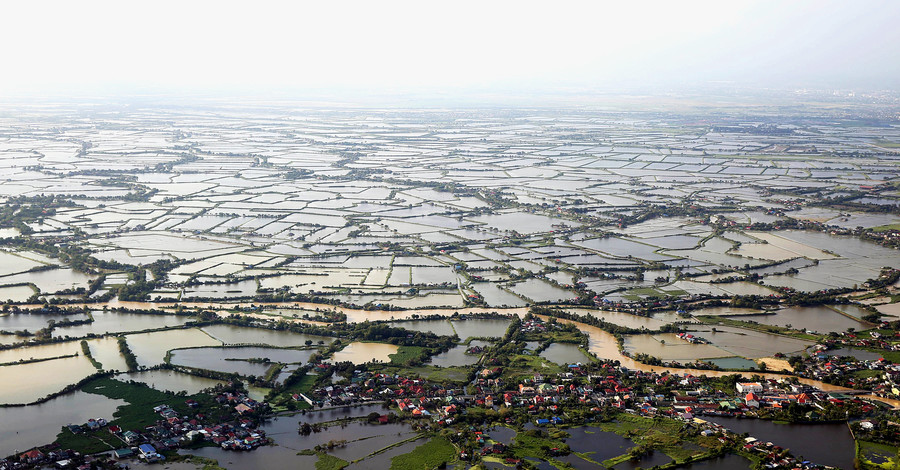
2 448 84 470
519 318 563 334
821 329 900 352
3 390 271 470
309 369 468 408
111 396 269 459
675 332 709 344
795 345 900 396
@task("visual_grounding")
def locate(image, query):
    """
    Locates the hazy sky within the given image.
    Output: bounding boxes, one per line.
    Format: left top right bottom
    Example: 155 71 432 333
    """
2 0 898 97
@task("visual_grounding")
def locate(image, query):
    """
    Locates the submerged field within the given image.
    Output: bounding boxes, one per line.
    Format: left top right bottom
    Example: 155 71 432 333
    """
0 103 899 468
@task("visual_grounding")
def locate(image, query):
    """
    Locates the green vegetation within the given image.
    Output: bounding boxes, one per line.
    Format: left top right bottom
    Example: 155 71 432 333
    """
82 377 186 430
171 454 227 470
382 364 471 382
596 414 723 464
502 354 562 381
390 436 456 470
0 353 79 367
875 140 900 149
853 369 884 380
872 223 900 232
266 368 317 410
81 340 103 370
388 345 428 365
54 376 235 454
116 336 139 371
510 429 569 461
856 439 900 469
315 453 349 470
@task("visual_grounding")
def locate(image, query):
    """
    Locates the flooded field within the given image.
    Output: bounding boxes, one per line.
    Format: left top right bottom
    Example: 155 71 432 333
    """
200 323 333 347
388 319 457 337
0 102 899 465
170 346 315 376
724 306 868 333
705 416 855 469
540 342 590 365
689 325 813 359
0 355 99 404
125 328 221 368
85 336 130 371
428 340 490 367
53 310 191 338
0 311 90 333
117 369 226 394
623 334 734 362
450 318 512 340
330 342 399 364
0 391 125 457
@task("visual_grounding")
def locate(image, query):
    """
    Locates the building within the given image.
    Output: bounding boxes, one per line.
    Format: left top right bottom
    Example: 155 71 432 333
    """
736 382 763 393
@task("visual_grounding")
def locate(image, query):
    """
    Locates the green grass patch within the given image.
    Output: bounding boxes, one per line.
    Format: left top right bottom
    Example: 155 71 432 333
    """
872 224 900 233
853 369 884 380
389 345 427 365
379 365 471 383
81 377 191 430
315 452 349 470
875 140 900 149
53 428 118 455
511 430 568 461
501 354 563 381
597 414 716 462
284 373 318 395
170 454 227 470
390 436 456 470
857 439 900 469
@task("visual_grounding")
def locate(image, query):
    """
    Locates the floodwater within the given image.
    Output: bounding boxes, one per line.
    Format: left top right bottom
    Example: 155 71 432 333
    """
450 318 511 340
170 346 315 377
706 357 759 370
506 278 575 303
571 307 679 329
543 316 854 393
676 454 751 469
117 369 226 394
540 342 590 365
330 342 398 364
725 306 867 333
0 355 99 404
2 269 95 294
201 323 333 347
690 325 813 359
704 416 854 469
125 328 221 368
0 311 89 333
0 390 125 457
86 336 130 371
471 282 528 307
622 334 733 362
52 310 190 338
0 285 37 303
347 436 425 469
821 347 884 361
183 446 318 470
563 427 645 463
389 319 457 337
0 341 83 363
428 342 484 367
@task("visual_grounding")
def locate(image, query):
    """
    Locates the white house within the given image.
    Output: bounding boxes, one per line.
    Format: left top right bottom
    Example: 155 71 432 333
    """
736 382 763 393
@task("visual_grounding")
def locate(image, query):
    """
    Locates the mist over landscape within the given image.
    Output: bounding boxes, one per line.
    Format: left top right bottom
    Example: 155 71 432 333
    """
1 2 899 470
